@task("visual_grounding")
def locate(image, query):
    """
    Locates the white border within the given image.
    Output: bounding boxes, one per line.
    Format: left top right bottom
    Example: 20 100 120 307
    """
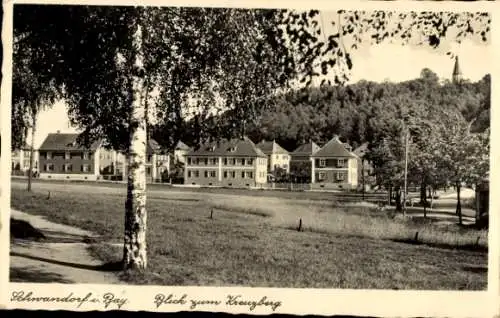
2 0 499 316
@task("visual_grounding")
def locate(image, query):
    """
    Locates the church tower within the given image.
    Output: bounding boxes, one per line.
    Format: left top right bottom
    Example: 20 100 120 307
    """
452 56 463 84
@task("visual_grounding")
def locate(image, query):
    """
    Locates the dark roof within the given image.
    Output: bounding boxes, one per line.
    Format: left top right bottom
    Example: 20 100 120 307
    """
175 141 191 151
291 141 320 156
312 136 356 158
39 133 101 151
186 137 267 158
257 140 289 155
353 142 369 158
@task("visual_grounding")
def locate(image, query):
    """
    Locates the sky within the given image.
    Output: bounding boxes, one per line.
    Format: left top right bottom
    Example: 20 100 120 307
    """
31 12 492 149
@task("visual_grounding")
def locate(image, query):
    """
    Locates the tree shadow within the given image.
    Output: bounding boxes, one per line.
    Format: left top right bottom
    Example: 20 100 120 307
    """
10 218 46 241
391 238 488 253
10 251 123 272
462 265 487 274
10 266 73 283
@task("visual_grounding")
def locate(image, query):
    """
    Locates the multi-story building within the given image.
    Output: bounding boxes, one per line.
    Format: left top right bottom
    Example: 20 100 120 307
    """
289 140 320 182
12 144 39 174
184 137 268 187
112 139 171 183
311 136 358 190
173 141 191 165
38 132 174 183
38 133 101 181
256 140 291 176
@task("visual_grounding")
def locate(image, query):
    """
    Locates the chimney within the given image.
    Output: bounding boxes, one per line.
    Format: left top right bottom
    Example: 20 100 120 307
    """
56 130 61 134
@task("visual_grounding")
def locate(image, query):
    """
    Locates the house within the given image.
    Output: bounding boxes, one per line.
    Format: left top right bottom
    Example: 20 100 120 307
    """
184 137 268 187
38 133 101 181
311 136 358 190
117 139 171 183
173 140 191 165
12 143 39 174
256 140 290 176
353 142 374 191
289 140 320 183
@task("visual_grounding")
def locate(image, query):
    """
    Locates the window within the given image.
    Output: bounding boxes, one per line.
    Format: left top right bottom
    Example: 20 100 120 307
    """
210 171 216 177
319 159 326 167
64 163 73 172
194 170 199 178
241 159 246 165
188 170 192 178
318 172 326 181
336 172 345 181
230 158 235 165
241 171 245 178
223 171 228 178
82 152 89 160
187 158 192 165
46 152 52 160
246 171 253 178
231 171 236 178
204 158 209 165
82 164 90 172
211 158 218 165
337 159 346 167
204 171 209 178
282 155 287 160
147 155 152 162
247 158 253 165
44 163 54 172
275 155 279 159
65 152 70 160
223 158 228 165
146 167 151 175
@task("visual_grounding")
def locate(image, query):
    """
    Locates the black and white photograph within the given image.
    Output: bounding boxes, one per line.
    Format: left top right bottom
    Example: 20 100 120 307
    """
2 0 497 315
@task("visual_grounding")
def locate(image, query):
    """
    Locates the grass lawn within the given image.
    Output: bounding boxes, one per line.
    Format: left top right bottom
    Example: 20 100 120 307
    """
11 185 487 289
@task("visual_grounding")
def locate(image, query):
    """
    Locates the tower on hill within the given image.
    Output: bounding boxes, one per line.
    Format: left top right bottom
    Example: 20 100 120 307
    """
452 56 463 84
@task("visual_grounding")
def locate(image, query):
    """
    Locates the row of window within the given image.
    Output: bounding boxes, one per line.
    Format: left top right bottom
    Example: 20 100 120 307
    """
317 172 346 181
44 163 91 172
317 159 347 168
187 170 256 179
187 157 265 166
41 151 90 160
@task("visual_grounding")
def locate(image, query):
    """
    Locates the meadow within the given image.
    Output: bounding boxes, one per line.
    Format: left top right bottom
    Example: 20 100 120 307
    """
11 181 487 289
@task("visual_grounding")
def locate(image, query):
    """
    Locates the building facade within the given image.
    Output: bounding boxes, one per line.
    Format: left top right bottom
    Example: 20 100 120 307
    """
38 133 101 181
256 140 291 176
289 140 320 183
12 144 39 174
311 136 358 190
184 137 268 187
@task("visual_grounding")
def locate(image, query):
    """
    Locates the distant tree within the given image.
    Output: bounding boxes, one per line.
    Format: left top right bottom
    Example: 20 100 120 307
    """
13 6 62 191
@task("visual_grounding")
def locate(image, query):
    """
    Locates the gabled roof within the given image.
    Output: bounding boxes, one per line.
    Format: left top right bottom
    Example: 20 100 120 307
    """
257 140 289 155
291 140 320 156
186 137 267 158
39 133 101 151
175 140 191 151
312 136 356 158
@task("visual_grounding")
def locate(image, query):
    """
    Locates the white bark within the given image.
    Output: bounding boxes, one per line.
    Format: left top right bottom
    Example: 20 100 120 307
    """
123 24 148 270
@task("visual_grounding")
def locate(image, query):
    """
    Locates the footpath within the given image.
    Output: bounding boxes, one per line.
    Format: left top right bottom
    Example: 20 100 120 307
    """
10 209 121 284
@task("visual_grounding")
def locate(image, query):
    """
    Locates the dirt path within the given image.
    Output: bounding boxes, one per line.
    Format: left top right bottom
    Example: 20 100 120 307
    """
10 209 121 284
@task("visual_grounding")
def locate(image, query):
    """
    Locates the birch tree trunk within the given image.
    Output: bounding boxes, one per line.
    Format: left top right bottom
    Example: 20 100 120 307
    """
123 24 148 270
27 106 37 192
